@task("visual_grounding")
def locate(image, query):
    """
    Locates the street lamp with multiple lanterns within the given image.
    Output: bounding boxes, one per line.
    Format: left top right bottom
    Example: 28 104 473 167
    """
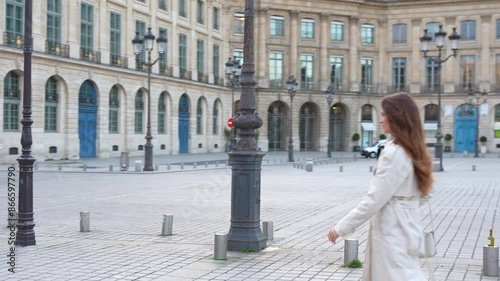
468 89 488 158
420 25 460 172
286 76 298 162
132 27 167 171
225 57 241 151
325 86 335 158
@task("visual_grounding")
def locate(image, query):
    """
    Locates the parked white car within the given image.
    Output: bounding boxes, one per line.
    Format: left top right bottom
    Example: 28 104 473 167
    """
360 140 387 158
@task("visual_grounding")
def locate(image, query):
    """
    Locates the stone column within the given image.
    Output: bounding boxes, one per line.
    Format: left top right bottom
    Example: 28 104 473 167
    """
443 16 456 93
320 13 330 90
31 0 44 52
378 18 388 94
256 8 268 88
290 11 299 77
67 1 81 58
349 16 360 91
480 15 492 91
98 0 109 64
126 0 135 69
190 0 198 81
410 18 422 94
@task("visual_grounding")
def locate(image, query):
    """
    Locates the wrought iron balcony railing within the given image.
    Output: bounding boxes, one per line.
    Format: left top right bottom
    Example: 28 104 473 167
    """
79 47 101 64
3 32 24 49
45 40 69 57
110 54 128 68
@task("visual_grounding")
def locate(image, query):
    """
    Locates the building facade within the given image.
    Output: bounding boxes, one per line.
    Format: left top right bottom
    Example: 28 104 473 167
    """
1 0 500 164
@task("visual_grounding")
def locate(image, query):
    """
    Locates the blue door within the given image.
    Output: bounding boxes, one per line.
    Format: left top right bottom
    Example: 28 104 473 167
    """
454 104 476 153
78 80 98 158
178 94 190 153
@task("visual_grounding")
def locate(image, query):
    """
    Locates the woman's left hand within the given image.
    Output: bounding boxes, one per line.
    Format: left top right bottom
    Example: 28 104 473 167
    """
328 229 339 244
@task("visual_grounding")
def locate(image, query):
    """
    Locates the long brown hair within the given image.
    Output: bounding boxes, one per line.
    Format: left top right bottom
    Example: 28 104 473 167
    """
381 93 434 195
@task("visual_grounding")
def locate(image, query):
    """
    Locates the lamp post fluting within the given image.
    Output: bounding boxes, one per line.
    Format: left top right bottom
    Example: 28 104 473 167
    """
420 25 460 172
325 86 334 158
225 57 241 151
132 27 167 171
16 0 36 246
468 89 488 158
286 76 298 162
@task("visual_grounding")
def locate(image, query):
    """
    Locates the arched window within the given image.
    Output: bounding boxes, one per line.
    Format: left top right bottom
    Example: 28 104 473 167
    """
45 77 58 132
3 72 21 131
212 99 220 135
158 94 166 134
196 98 204 135
109 86 120 133
135 91 144 133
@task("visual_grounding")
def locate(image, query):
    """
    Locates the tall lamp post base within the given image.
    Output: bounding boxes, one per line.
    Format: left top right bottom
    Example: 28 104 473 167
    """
227 151 266 251
143 143 154 171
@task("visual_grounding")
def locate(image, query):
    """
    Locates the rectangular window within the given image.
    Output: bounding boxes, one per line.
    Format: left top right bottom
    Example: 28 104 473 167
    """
213 7 220 30
301 18 315 39
179 0 186 17
179 34 187 70
496 54 500 91
213 45 220 80
47 0 61 43
135 21 147 62
300 54 314 89
234 12 244 35
269 51 284 88
197 39 204 74
361 58 374 92
135 112 143 133
460 55 475 92
80 3 94 49
110 12 121 56
270 16 285 36
6 0 24 37
497 19 500 39
331 21 343 41
460 20 476 41
109 109 118 133
197 0 204 24
233 49 243 85
3 103 19 131
425 22 440 42
159 27 168 70
361 24 374 44
392 57 407 92
330 56 343 90
44 105 57 132
392 23 407 44
425 57 440 92
158 0 167 11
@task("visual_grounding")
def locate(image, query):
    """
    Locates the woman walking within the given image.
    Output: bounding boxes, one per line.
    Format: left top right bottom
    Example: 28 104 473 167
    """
328 93 434 280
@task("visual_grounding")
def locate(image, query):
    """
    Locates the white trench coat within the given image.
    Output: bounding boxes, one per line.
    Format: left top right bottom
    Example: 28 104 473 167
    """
334 140 426 281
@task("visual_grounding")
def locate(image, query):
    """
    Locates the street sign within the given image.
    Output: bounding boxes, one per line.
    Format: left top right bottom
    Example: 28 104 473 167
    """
227 117 234 128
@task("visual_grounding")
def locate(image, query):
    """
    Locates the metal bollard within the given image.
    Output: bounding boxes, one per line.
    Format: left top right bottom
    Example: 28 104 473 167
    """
193 162 197 169
339 165 343 172
472 164 476 171
109 165 113 172
344 239 359 265
167 163 171 170
369 165 373 172
205 162 208 168
80 211 90 232
135 160 142 172
155 164 159 171
214 233 228 260
181 163 184 169
82 164 87 171
305 158 313 172
262 221 274 241
7 210 17 227
215 161 219 167
58 164 62 171
483 246 499 276
34 163 39 171
161 214 173 236
120 152 129 171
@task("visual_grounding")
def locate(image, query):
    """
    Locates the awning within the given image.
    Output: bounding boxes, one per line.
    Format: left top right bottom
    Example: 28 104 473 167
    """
361 123 375 131
424 123 438 130
495 122 500 130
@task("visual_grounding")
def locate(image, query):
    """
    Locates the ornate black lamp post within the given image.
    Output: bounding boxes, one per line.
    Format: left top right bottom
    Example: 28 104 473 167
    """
132 27 167 171
420 25 460 172
225 57 241 151
325 86 334 158
227 0 266 251
16 0 36 246
286 76 297 162
468 89 488 158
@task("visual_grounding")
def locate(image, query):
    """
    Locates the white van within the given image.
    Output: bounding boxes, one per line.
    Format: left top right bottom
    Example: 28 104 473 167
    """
360 140 387 158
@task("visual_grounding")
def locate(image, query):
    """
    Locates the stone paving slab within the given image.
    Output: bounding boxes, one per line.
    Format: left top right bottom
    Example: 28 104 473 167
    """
0 154 499 280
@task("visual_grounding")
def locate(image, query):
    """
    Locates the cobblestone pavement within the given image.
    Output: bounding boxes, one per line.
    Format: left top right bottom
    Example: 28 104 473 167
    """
0 152 499 281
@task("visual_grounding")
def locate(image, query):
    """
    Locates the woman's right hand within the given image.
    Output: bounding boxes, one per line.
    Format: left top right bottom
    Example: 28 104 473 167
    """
328 229 339 244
